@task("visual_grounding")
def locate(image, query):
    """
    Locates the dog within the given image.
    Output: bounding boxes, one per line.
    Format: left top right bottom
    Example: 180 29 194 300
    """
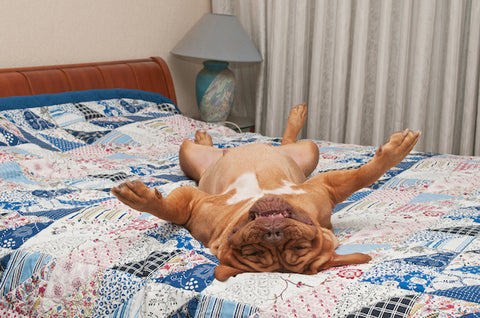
111 104 420 281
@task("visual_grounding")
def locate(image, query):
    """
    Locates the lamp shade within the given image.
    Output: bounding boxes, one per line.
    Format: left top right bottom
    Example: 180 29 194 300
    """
171 13 262 63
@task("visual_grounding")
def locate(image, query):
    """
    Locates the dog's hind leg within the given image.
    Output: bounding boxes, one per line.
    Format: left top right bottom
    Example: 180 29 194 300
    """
179 131 222 182
279 140 319 177
278 104 319 177
281 103 307 145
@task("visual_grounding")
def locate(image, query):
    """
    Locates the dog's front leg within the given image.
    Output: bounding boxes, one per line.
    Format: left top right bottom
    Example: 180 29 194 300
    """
111 180 207 225
308 129 420 204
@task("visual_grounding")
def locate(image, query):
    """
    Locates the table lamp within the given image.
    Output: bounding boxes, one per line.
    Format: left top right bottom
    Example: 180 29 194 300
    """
171 13 262 122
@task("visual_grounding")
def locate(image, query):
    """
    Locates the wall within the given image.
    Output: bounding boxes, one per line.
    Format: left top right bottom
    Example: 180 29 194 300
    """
0 0 211 117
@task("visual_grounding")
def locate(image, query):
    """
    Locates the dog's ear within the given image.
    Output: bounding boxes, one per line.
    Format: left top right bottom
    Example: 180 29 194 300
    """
214 265 246 281
318 252 372 271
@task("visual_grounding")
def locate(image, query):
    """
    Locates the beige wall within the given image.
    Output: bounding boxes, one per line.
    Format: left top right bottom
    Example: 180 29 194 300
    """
0 0 211 117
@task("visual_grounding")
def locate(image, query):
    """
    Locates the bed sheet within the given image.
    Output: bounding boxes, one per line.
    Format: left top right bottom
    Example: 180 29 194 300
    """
0 95 478 317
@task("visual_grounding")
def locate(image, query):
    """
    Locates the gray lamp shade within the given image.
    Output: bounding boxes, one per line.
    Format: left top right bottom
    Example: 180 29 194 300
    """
171 13 262 63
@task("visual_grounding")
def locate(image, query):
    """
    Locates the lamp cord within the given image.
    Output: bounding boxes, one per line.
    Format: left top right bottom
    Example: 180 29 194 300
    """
220 121 242 133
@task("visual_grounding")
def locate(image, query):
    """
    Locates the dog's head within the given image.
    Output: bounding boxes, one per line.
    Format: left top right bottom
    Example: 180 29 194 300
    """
214 195 371 281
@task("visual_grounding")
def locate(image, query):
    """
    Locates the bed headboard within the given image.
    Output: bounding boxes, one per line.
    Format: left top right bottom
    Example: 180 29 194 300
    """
0 57 177 104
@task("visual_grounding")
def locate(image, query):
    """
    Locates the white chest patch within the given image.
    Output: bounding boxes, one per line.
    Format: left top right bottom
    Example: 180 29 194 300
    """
225 173 305 205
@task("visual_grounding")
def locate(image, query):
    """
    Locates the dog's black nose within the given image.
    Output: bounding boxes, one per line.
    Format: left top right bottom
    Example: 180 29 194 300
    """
264 230 284 243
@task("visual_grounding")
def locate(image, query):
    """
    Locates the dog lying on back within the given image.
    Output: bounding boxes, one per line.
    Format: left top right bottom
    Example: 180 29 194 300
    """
112 104 420 280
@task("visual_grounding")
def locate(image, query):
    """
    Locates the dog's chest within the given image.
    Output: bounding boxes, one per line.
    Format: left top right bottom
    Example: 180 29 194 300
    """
224 172 305 205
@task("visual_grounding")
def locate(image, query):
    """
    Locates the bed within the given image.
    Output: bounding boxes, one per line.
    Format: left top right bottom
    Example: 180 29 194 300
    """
0 57 478 318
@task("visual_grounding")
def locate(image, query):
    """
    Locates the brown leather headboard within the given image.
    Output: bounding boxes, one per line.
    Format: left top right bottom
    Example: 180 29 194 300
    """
0 57 177 104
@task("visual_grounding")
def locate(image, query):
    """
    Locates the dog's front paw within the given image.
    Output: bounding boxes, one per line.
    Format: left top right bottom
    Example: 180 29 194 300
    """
111 180 162 213
375 129 420 167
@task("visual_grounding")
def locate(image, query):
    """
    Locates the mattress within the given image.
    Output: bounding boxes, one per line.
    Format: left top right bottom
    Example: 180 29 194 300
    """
0 89 478 317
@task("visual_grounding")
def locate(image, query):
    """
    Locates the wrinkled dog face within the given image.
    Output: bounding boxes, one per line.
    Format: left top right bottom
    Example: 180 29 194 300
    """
223 195 335 274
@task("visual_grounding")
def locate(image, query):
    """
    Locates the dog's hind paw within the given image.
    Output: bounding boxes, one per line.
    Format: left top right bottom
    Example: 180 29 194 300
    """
194 130 213 146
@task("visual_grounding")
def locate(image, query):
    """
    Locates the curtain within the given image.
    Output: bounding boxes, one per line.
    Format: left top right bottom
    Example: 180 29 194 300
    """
213 0 480 155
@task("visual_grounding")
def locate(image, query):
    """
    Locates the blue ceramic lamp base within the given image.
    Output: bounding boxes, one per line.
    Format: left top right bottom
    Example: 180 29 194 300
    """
196 61 235 122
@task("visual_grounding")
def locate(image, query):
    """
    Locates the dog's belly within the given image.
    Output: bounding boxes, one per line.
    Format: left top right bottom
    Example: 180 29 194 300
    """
198 143 306 195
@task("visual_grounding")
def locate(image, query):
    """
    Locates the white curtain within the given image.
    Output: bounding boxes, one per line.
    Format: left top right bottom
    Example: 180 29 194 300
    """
213 0 480 155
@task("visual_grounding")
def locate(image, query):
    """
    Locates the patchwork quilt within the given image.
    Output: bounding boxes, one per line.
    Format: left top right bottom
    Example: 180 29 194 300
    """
0 90 479 317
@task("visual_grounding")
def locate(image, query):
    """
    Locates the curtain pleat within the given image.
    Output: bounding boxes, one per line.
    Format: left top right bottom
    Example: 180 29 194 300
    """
345 1 369 145
372 0 393 147
440 1 463 154
463 0 480 156
213 0 480 155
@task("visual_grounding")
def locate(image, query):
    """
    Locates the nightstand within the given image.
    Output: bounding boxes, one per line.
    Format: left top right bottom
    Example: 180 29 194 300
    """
224 114 255 132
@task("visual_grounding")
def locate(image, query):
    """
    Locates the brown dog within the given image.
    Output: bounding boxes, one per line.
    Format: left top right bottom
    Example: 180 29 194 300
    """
111 104 420 281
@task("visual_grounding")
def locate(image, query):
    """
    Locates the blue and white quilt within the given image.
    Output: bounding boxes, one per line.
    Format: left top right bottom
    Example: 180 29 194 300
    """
0 89 479 317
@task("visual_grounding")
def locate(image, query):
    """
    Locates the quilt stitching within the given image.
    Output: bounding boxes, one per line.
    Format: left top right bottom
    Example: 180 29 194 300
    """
0 96 478 316
346 294 419 318
112 250 182 278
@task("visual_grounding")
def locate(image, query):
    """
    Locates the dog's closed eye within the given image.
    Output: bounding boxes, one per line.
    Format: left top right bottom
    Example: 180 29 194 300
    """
293 245 308 250
282 240 313 260
240 245 276 267
244 250 261 257
242 246 263 257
